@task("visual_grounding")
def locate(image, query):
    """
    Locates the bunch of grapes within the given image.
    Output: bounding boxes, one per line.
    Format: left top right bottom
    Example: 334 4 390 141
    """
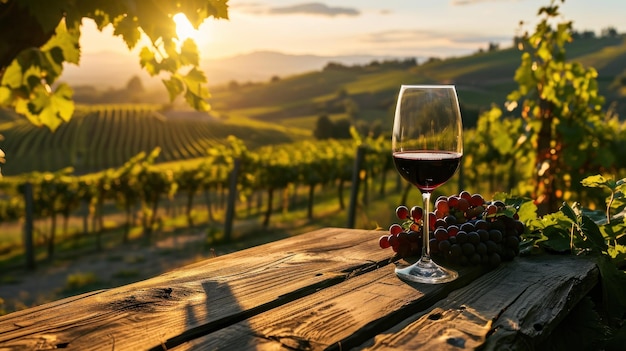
379 191 525 267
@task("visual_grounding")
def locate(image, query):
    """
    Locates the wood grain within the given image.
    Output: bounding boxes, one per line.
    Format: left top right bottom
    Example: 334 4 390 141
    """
0 228 600 351
0 228 391 350
164 262 489 350
361 254 598 351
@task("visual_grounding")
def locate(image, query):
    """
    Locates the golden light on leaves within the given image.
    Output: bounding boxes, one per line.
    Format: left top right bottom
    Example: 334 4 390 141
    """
173 13 200 42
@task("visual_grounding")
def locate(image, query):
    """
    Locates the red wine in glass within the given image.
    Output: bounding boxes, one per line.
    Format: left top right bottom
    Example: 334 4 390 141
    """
392 151 462 192
392 85 463 284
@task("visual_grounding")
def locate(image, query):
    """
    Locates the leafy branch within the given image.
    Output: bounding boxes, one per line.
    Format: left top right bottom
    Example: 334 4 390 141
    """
0 0 229 131
524 174 626 328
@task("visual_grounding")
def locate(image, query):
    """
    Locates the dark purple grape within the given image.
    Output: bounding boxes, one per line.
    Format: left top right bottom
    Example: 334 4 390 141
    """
388 235 399 249
476 242 487 255
493 200 506 208
447 225 459 237
434 227 449 241
407 230 421 243
459 255 469 266
468 231 481 245
502 248 516 261
505 235 519 249
435 218 448 229
491 218 506 232
438 239 451 253
489 253 502 266
449 244 462 258
462 242 476 256
460 222 475 233
397 231 409 242
481 254 490 265
444 215 457 226
486 240 498 253
469 253 482 265
477 229 489 242
475 219 489 230
489 229 503 243
456 231 468 244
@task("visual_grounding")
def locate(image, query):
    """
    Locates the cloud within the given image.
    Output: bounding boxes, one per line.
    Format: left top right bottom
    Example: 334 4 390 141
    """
451 0 520 5
363 29 509 44
358 29 512 57
234 2 360 17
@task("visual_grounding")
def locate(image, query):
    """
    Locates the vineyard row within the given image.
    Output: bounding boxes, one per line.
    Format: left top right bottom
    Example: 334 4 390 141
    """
0 136 393 262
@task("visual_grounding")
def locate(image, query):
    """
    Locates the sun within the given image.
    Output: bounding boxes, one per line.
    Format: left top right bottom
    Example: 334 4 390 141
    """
173 13 198 41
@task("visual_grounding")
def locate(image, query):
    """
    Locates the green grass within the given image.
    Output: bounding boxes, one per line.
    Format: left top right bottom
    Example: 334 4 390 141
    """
112 269 140 279
63 272 99 293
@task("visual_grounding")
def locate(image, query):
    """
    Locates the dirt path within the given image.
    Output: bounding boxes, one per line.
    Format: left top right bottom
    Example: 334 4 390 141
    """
0 230 217 314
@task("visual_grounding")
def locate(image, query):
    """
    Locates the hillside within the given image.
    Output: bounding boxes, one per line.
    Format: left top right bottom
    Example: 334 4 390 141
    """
209 35 626 130
1 35 625 176
60 51 405 89
0 106 295 176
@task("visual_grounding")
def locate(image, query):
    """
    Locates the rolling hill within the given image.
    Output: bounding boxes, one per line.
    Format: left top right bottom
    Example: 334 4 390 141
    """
209 35 626 131
1 35 625 176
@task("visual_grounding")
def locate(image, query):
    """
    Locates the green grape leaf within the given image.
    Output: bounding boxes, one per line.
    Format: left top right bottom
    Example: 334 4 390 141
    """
15 83 74 131
581 174 613 189
182 67 209 98
180 38 199 66
516 198 538 224
596 255 626 324
160 57 179 73
162 76 185 102
580 215 608 252
41 21 80 65
113 15 141 50
560 202 578 223
527 211 573 252
184 89 209 112
1 60 23 88
139 47 158 75
22 0 64 34
0 86 11 105
608 244 626 264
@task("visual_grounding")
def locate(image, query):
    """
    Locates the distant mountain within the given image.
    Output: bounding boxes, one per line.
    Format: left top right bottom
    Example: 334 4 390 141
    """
60 50 409 89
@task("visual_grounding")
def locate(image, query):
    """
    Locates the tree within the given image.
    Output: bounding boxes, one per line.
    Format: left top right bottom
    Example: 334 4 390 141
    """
314 114 334 140
601 26 618 38
126 75 145 94
332 118 352 139
0 0 229 131
505 0 612 215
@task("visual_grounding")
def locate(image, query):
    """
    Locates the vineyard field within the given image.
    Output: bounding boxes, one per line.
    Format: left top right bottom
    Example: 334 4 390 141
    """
0 106 295 176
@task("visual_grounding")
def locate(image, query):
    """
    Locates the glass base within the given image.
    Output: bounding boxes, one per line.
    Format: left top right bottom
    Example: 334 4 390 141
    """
395 257 458 284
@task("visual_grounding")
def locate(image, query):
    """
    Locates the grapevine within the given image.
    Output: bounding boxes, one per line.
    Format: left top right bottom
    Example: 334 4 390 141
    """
380 191 525 267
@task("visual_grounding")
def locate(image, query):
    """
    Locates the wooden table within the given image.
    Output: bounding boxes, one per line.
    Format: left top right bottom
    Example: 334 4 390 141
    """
0 228 599 350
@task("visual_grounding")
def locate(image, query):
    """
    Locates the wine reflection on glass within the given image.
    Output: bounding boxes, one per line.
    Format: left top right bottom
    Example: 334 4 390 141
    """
392 85 463 284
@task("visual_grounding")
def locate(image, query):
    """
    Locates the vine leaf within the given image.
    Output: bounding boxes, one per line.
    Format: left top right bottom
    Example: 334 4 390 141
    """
596 255 626 325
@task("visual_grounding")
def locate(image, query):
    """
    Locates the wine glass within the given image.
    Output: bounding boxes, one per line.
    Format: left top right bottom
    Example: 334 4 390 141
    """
392 85 463 284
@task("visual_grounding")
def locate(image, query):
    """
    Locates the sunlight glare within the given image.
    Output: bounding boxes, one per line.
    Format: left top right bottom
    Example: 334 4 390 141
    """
173 13 198 41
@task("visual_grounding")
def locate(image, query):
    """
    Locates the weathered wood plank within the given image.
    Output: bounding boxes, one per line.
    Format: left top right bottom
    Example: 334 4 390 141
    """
167 261 489 350
0 228 600 351
0 228 391 350
361 254 599 351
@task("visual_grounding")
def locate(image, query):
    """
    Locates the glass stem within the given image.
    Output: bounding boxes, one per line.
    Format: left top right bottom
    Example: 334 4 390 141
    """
422 191 432 262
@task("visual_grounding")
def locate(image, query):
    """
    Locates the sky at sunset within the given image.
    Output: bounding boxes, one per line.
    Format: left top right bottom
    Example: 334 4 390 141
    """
81 0 626 60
